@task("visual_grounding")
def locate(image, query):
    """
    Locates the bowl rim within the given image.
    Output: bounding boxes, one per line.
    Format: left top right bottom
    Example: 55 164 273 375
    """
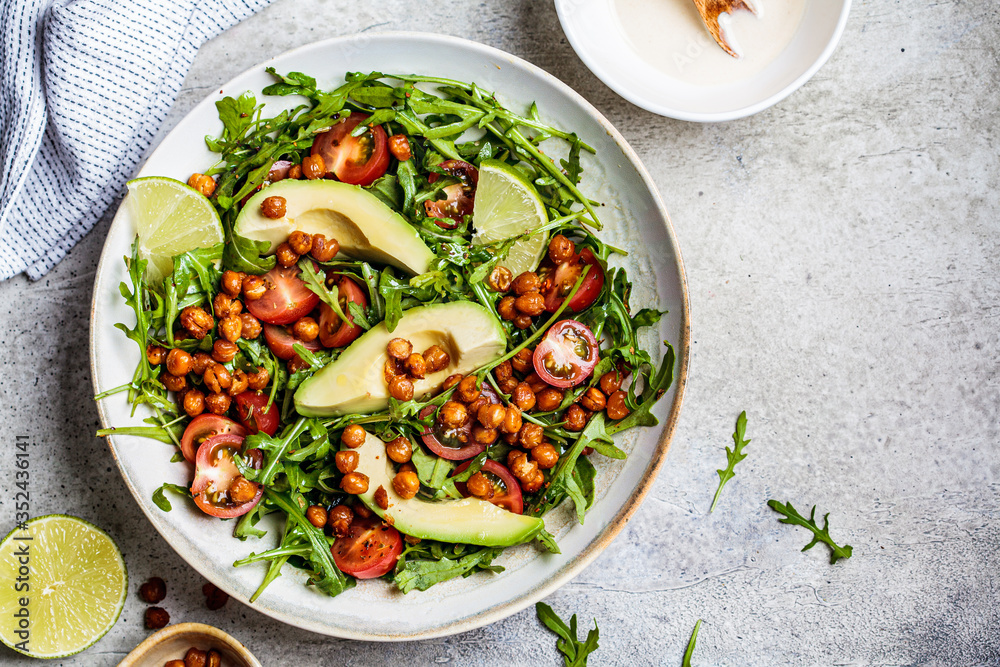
89 30 691 641
555 0 853 122
117 622 262 667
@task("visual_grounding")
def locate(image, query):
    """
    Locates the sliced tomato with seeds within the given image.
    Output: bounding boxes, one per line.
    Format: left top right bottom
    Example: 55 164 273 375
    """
533 319 600 388
311 113 390 186
245 265 320 326
191 433 262 518
318 274 368 348
424 159 479 229
540 247 605 313
263 323 323 361
179 414 247 463
233 391 279 436
331 515 403 579
453 460 524 514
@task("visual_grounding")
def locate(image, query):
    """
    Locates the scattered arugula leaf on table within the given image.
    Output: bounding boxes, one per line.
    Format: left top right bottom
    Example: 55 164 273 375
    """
767 500 854 564
710 411 750 512
536 602 600 667
682 619 702 667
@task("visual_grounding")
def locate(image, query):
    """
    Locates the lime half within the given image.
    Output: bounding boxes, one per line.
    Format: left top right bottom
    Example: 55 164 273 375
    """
0 515 127 659
472 160 548 276
126 176 224 283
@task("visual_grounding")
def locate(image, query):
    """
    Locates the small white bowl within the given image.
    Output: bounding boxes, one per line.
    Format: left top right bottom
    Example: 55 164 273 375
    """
118 623 262 667
556 0 851 121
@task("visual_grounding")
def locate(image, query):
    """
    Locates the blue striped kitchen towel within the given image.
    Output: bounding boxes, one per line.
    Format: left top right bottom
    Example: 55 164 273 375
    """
0 0 276 281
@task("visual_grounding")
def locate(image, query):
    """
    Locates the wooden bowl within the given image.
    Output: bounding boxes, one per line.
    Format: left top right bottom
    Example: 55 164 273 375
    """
117 623 261 667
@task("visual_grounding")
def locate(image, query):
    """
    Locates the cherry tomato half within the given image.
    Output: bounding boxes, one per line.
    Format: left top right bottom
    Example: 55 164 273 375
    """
263 323 323 361
233 391 280 436
318 275 368 348
420 385 500 460
424 159 479 229
540 247 605 313
179 414 247 463
191 433 263 518
331 515 403 579
245 265 320 326
311 113 390 186
533 319 600 388
453 460 524 514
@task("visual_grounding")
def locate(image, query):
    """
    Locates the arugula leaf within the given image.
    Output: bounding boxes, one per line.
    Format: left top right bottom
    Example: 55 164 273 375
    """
223 228 276 275
709 411 750 512
682 619 702 667
768 500 854 564
607 341 676 435
394 547 501 593
152 483 191 512
536 529 562 554
536 602 600 667
265 488 350 596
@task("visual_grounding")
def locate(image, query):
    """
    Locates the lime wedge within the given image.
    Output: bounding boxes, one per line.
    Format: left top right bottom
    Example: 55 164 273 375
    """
472 160 548 276
126 176 224 283
0 515 127 659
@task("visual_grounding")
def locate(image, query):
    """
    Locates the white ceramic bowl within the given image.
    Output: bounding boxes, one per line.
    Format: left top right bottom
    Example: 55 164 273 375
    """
91 32 690 640
556 0 852 121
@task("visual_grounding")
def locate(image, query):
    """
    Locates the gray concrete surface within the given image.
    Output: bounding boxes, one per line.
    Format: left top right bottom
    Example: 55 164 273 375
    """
2 0 999 664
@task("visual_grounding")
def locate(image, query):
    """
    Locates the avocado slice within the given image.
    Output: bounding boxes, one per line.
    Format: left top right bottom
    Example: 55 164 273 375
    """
294 301 507 417
354 431 544 546
234 179 435 275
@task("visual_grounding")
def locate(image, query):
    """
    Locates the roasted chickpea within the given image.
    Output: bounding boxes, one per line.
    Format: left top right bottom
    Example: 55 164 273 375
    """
144 606 170 629
423 345 450 373
310 234 339 262
275 241 299 268
548 234 575 263
203 582 229 610
384 357 403 383
399 462 417 476
187 173 216 197
341 472 369 495
466 472 494 499
512 272 541 295
328 504 354 536
203 363 232 393
182 388 205 417
184 647 208 667
514 292 545 317
606 390 631 420
242 275 267 301
511 382 536 411
525 372 549 394
205 392 231 415
497 296 517 321
302 153 326 180
218 314 242 343
563 404 588 431
522 469 545 493
228 475 258 503
228 369 249 396
536 387 563 412
239 312 262 340
166 660 186 667
260 195 287 219
519 422 544 449
532 442 559 469
580 387 607 412
206 651 222 667
281 230 311 255
405 353 427 379
493 360 511 382
393 471 420 499
161 372 187 392
188 352 210 376
488 265 513 292
388 134 412 161
341 424 367 449
466 395 489 419
508 450 539 483
477 403 506 429
388 375 414 401
471 424 498 445
221 270 244 297
139 577 166 604
288 163 303 180
500 404 523 434
212 293 235 318
212 339 238 363
438 401 469 428
386 436 413 463
374 485 391 509
287 355 310 374
293 316 319 342
244 367 268 392
165 348 192 376
600 369 625 395
146 344 166 365
305 505 328 528
514 315 534 330
511 348 533 374
498 376 519 394
335 450 360 474
179 306 213 339
443 374 463 390
456 375 481 403
386 337 412 360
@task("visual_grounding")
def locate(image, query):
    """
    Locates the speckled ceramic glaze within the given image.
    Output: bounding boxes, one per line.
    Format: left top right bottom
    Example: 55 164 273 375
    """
90 33 690 640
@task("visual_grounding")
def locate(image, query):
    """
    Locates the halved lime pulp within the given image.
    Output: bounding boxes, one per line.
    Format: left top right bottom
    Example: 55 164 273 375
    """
472 159 549 276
